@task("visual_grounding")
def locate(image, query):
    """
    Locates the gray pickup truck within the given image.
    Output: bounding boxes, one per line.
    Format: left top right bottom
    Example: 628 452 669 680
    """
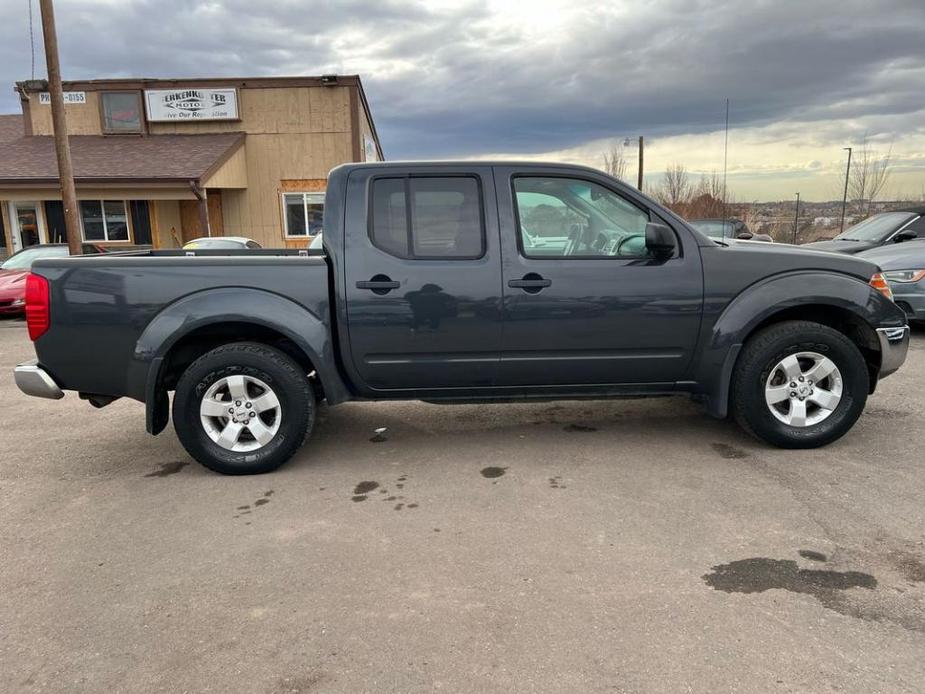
15 162 911 474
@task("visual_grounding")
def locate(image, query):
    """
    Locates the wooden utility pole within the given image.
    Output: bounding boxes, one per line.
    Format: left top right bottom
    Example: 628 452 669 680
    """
636 136 644 191
840 147 852 234
39 0 82 255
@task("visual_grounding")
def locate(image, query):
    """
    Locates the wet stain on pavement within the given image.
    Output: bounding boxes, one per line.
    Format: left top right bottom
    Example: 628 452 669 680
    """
799 549 828 562
234 491 274 517
144 461 188 477
480 466 507 478
351 480 379 501
887 549 925 583
354 481 379 494
711 443 749 459
703 557 877 618
549 476 567 489
564 424 597 433
865 407 912 419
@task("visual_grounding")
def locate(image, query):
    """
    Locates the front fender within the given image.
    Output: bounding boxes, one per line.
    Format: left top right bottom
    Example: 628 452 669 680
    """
130 287 350 434
693 271 905 418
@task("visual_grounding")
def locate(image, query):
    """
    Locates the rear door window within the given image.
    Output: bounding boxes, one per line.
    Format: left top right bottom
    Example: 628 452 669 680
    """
370 176 485 259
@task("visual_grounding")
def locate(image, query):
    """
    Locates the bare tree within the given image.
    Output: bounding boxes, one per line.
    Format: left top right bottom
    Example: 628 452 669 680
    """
695 170 724 200
655 163 691 211
849 136 893 217
602 142 628 181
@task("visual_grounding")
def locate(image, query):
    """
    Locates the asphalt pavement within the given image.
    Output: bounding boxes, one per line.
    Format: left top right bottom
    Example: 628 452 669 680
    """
1 318 924 693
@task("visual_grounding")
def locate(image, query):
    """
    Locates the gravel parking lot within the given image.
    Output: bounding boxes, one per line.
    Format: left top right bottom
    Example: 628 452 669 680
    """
1 319 924 693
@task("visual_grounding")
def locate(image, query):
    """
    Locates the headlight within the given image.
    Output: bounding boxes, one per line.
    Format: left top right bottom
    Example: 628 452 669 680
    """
883 269 925 283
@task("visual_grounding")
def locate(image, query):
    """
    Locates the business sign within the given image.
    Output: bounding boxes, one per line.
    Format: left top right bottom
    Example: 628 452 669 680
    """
144 88 239 122
39 91 86 104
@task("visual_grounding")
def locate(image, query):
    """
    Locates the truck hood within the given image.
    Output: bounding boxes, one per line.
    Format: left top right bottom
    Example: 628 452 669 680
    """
710 239 878 282
856 240 925 270
800 238 877 254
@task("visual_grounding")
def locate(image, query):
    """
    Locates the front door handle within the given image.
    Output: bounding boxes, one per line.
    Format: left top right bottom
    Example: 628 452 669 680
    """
508 273 551 293
356 274 400 295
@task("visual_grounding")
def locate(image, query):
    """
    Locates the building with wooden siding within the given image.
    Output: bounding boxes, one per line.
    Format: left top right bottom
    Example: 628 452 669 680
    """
0 75 382 254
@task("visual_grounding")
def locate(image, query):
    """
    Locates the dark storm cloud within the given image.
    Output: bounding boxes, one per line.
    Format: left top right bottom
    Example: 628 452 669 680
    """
1 0 923 158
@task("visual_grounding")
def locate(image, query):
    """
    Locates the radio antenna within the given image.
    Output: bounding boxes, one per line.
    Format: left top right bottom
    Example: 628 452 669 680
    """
721 98 730 232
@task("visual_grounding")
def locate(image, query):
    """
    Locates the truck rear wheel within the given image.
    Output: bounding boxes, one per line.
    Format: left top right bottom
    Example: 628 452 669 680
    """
731 320 869 449
172 342 314 474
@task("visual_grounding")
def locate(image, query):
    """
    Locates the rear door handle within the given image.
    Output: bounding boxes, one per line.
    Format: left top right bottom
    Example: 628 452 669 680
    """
508 274 551 293
356 275 400 294
356 280 400 289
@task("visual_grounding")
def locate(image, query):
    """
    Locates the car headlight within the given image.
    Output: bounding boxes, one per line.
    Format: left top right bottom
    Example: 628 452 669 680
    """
883 269 925 283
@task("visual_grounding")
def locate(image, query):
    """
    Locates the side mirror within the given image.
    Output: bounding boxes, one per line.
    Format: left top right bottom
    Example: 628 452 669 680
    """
645 222 677 258
894 229 917 243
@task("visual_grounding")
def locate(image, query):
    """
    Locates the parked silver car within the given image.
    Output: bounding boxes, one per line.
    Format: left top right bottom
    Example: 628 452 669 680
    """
858 240 925 322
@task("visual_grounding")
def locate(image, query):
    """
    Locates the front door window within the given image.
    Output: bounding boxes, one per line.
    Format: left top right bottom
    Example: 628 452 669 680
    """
513 176 651 258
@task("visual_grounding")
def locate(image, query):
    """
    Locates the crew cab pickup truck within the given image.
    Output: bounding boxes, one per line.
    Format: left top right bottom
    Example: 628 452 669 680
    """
14 162 911 474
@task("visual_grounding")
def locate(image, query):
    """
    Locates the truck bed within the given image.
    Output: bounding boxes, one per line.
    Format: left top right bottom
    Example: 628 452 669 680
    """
30 252 331 402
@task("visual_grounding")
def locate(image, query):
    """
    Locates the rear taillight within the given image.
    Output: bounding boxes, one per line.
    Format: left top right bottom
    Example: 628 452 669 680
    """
869 272 894 302
24 273 50 341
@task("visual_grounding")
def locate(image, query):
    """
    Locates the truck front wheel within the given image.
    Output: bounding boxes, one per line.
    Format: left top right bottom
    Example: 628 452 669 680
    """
172 342 314 474
731 320 869 449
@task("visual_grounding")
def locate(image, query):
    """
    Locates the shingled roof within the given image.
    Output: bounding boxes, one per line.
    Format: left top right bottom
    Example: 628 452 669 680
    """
0 114 24 143
0 132 244 183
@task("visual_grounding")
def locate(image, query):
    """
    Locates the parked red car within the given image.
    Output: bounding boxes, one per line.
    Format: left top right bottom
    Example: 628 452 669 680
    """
0 245 71 315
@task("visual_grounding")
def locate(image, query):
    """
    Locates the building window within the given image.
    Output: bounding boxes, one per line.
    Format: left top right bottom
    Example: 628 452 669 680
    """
80 201 130 241
100 92 143 134
282 193 324 237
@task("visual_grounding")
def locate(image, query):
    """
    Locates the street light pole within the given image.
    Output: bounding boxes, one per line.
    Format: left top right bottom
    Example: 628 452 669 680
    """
39 0 82 256
792 192 801 244
636 136 644 191
840 147 852 234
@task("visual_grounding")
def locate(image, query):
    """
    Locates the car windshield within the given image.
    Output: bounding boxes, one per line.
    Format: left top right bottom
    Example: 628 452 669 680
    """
0 245 69 270
835 212 915 242
690 220 734 239
183 239 246 249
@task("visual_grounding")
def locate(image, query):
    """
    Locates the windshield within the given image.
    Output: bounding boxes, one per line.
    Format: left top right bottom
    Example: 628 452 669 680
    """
689 220 734 239
835 212 915 242
183 239 246 249
1 245 68 270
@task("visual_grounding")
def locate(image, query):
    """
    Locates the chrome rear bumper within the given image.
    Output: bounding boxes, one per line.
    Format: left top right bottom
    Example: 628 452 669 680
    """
14 361 64 400
876 326 910 379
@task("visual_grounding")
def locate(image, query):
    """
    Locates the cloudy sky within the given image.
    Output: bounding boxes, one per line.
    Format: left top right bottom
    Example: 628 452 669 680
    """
1 0 923 201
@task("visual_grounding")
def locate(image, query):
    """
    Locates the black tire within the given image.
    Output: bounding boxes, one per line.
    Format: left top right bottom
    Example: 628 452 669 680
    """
173 342 314 474
731 320 869 449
